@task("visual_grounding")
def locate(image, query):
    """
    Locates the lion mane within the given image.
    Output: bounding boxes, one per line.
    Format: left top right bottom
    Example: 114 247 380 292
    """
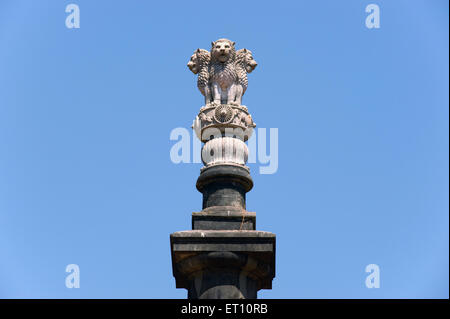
187 49 210 100
234 48 258 104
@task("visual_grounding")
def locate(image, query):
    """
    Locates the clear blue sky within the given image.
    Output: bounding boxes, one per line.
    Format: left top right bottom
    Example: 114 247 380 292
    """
0 0 448 298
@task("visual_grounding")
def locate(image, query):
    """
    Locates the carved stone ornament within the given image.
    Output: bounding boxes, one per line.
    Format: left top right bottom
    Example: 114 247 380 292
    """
192 104 256 143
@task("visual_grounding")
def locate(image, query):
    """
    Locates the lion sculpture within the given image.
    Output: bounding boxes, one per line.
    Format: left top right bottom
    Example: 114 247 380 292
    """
187 48 211 105
187 38 257 106
234 48 258 106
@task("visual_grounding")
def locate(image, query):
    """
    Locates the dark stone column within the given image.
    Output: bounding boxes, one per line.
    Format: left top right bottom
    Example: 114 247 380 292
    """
196 165 253 210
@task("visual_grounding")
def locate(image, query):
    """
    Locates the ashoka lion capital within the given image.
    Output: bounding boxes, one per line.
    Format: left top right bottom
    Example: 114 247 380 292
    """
188 39 257 170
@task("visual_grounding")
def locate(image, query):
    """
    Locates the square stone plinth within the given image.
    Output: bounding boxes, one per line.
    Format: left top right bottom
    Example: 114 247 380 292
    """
170 230 276 290
192 211 256 230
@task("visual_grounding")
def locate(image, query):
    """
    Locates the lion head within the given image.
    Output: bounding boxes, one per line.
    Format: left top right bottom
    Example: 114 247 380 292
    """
187 48 210 74
236 48 258 73
211 38 236 63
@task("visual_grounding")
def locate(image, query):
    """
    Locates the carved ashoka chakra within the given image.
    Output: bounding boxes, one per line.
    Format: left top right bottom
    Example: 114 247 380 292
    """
214 105 234 124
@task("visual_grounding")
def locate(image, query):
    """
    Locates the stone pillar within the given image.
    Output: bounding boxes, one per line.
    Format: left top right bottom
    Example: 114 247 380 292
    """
170 39 275 299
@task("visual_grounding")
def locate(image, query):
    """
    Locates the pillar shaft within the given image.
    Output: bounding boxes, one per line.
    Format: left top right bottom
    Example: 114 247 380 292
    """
171 38 275 299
